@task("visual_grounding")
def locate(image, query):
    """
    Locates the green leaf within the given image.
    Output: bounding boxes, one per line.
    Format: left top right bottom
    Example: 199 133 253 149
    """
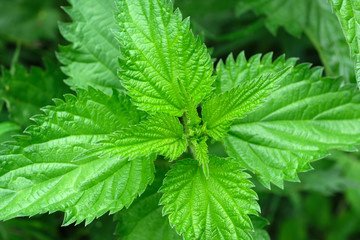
115 165 181 240
0 122 20 139
214 52 297 93
330 0 360 86
250 216 270 240
58 0 123 92
81 114 187 161
305 0 355 82
251 230 270 240
190 136 210 177
239 0 355 82
0 88 154 225
0 61 68 127
203 65 292 140
0 122 21 151
160 156 260 240
238 0 305 37
224 64 360 188
115 0 213 116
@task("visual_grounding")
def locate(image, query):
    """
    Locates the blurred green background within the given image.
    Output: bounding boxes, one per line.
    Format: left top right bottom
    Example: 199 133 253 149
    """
0 0 359 239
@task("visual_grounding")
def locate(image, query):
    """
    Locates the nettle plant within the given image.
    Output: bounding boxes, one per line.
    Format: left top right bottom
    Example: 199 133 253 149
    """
1 0 360 239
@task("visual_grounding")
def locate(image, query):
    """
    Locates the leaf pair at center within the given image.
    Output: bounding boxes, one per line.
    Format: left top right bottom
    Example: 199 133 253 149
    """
75 114 188 163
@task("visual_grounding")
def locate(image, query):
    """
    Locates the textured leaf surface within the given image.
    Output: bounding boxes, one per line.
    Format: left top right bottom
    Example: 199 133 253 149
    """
115 0 213 115
224 64 360 188
90 114 187 161
58 0 122 92
239 0 355 82
0 88 154 225
214 52 297 93
330 0 360 86
115 166 181 240
160 156 260 240
203 66 291 140
0 61 67 127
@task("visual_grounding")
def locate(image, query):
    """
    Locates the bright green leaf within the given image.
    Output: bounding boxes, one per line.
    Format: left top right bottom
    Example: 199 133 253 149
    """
82 114 188 161
330 0 360 86
58 0 123 92
224 64 360 188
203 65 292 140
214 52 297 93
160 156 260 240
0 88 154 225
115 0 213 116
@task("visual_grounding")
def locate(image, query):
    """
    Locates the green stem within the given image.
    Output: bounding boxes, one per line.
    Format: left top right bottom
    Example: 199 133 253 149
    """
10 41 21 75
184 112 196 157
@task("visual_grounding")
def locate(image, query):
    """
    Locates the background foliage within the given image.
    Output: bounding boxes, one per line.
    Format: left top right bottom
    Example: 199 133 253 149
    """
0 0 359 239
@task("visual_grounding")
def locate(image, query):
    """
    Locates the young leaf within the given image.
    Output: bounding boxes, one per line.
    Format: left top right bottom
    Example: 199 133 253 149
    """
115 166 181 240
224 64 360 188
115 0 213 116
58 0 122 92
214 52 297 93
330 0 360 86
189 136 210 177
160 156 260 240
0 61 67 127
0 88 154 225
82 114 187 161
203 67 291 140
